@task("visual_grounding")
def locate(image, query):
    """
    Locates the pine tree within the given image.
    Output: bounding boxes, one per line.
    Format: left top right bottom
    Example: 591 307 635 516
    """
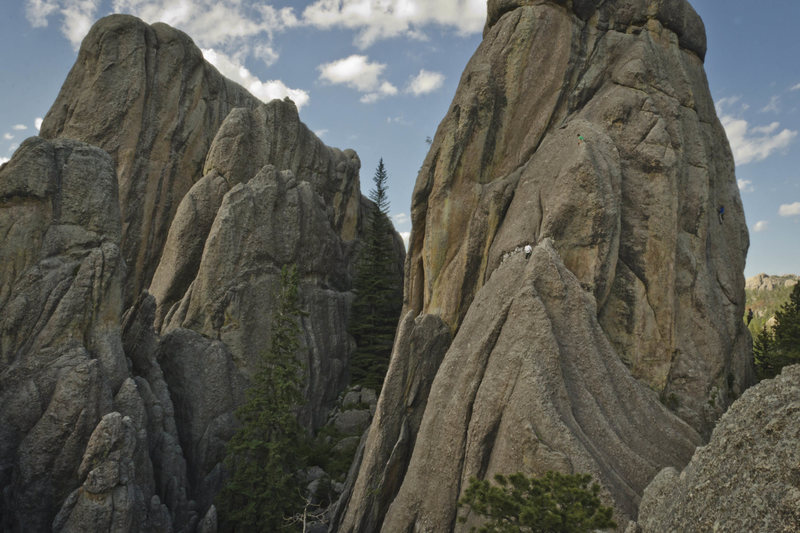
754 283 800 380
458 471 616 533
348 159 403 392
217 264 306 532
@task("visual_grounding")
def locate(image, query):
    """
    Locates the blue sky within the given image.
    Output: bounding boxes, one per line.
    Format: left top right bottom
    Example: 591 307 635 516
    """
1 1 798 277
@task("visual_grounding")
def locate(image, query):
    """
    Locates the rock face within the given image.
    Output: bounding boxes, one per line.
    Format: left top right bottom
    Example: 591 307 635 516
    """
40 14 259 305
2 14 402 532
341 0 751 530
746 273 799 292
0 137 127 531
637 364 800 532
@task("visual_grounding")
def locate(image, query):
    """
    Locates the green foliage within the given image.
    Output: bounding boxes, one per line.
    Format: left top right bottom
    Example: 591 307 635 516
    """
216 265 306 532
754 283 800 380
458 471 616 533
349 158 402 392
302 425 357 484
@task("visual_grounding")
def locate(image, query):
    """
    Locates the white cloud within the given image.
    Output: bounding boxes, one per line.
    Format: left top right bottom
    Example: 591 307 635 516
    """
399 231 410 250
0 157 9 165
761 95 780 113
720 115 797 165
35 118 43 131
393 212 409 225
318 55 386 91
753 220 768 232
407 69 444 96
318 55 398 103
12 124 28 131
791 82 800 91
3 133 14 141
302 0 486 48
202 48 309 108
737 179 754 193
25 0 101 49
314 129 328 138
778 202 800 217
112 1 298 49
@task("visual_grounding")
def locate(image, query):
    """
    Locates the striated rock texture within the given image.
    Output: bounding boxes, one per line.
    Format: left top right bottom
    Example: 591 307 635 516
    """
636 364 800 532
406 0 750 434
2 14 403 533
40 14 259 305
341 0 751 530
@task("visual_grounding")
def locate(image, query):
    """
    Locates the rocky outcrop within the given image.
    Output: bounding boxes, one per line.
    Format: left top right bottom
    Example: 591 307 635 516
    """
40 14 260 305
745 273 799 292
405 0 750 435
0 138 125 531
3 14 403 532
342 0 751 530
636 364 800 532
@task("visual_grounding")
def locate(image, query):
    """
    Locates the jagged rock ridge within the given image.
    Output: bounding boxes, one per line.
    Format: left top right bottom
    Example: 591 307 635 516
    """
1 14 403 532
338 0 752 530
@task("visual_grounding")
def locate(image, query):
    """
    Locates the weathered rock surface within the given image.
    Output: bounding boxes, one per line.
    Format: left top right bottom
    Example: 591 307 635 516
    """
40 14 260 305
405 0 750 436
3 14 403 533
636 364 800 532
746 273 799 292
0 138 125 531
332 312 452 532
342 0 751 530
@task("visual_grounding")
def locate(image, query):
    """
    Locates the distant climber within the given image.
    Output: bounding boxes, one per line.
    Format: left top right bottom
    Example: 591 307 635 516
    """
746 308 754 326
577 133 585 145
524 244 532 259
718 205 725 224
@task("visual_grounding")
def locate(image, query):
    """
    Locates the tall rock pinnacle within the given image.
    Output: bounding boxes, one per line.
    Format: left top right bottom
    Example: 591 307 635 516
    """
337 0 752 530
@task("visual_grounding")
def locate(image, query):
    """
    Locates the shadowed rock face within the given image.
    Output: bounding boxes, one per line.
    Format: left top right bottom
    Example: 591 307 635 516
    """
40 14 259 306
2 15 403 532
340 0 751 530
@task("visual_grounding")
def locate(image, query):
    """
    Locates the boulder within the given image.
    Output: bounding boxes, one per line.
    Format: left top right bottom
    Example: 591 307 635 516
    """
637 364 800 532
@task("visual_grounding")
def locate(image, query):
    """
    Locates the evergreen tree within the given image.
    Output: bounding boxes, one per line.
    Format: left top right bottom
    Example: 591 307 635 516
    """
348 159 403 392
755 283 800 380
217 265 306 532
458 471 616 533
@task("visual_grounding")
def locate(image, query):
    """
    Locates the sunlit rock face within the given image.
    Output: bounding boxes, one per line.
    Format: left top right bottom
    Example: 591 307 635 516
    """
338 0 752 530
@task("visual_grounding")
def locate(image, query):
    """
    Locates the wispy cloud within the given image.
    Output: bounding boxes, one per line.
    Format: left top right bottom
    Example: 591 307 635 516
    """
202 48 309 108
318 55 398 103
737 179 754 193
3 133 14 141
753 220 768 232
791 82 800 91
35 118 43 131
761 95 781 113
393 212 409 225
314 129 328 138
407 69 445 96
720 115 796 165
12 124 27 131
25 0 100 49
0 157 9 165
302 0 486 49
778 202 800 217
